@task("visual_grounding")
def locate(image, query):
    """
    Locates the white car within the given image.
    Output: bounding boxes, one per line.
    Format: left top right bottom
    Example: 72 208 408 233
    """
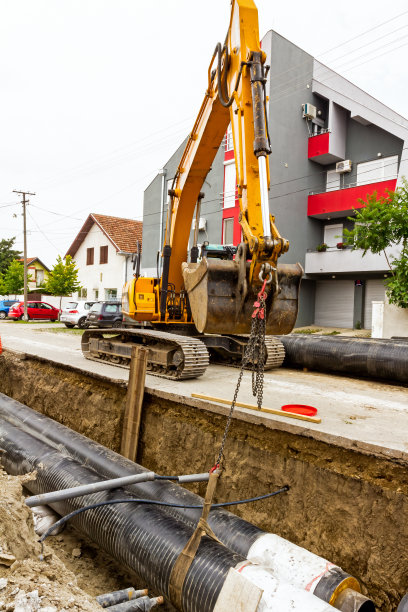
60 300 98 328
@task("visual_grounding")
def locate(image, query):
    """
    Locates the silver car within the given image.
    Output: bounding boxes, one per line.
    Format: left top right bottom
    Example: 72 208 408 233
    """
60 300 98 328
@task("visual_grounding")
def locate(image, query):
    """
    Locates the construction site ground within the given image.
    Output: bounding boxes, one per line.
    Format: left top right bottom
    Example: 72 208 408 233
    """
0 320 407 610
0 320 406 462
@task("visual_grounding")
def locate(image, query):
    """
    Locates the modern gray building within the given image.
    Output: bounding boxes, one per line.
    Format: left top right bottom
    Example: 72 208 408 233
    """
142 31 408 329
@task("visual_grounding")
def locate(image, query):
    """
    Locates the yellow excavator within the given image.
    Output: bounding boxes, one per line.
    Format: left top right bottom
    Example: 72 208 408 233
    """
82 0 302 379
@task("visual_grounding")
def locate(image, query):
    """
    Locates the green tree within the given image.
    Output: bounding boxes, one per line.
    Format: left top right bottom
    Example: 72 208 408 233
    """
0 273 6 296
45 255 82 316
0 237 22 275
344 179 408 308
3 260 26 297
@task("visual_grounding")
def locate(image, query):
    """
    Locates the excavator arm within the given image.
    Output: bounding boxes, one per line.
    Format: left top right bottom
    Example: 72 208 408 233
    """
126 0 302 335
85 0 302 380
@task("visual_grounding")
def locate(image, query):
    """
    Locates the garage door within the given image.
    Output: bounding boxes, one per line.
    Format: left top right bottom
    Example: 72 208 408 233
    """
315 280 354 328
364 279 386 329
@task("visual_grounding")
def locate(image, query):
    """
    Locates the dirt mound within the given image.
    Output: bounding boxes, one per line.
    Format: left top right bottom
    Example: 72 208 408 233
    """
0 468 101 611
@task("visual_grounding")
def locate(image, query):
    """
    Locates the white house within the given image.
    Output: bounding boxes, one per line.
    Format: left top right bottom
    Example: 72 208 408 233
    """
65 213 143 301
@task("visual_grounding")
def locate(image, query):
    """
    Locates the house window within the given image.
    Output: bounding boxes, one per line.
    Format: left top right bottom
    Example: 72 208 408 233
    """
86 248 94 265
94 289 99 300
323 224 343 247
35 269 45 287
223 161 236 208
105 288 117 300
223 218 234 245
225 124 233 151
326 170 340 192
79 288 88 298
100 245 108 264
356 155 398 186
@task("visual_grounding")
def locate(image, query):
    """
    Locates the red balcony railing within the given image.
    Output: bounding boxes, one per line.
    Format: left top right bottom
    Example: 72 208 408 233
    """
307 179 397 218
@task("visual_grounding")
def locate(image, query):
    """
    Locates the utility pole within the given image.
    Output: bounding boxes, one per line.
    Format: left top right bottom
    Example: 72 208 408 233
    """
13 190 35 322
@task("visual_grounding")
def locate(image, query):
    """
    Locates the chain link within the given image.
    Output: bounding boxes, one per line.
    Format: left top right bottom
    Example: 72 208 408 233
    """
215 287 268 468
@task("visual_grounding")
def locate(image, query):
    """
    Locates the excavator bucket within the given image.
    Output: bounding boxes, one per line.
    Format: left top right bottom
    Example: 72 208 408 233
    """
182 258 303 335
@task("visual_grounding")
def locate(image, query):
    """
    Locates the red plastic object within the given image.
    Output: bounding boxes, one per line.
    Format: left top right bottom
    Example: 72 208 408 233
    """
281 404 318 417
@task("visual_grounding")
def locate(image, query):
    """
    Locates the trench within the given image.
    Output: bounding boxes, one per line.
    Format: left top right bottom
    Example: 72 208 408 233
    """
0 349 407 611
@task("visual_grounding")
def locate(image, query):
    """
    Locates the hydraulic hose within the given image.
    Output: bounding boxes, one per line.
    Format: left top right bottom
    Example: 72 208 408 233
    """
279 335 408 383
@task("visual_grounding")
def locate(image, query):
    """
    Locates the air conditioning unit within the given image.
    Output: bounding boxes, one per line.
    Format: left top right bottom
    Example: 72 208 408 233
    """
302 103 317 120
336 160 352 173
193 217 207 231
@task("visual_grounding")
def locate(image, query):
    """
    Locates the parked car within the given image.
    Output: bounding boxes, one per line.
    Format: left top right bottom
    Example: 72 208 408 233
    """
84 301 123 328
8 301 59 321
60 300 98 328
0 300 18 319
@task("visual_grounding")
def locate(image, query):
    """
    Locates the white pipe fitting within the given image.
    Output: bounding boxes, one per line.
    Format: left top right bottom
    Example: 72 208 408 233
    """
246 533 360 605
236 562 337 611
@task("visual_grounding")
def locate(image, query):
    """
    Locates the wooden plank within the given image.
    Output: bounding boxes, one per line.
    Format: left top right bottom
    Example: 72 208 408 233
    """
191 393 321 424
213 567 263 612
120 346 148 461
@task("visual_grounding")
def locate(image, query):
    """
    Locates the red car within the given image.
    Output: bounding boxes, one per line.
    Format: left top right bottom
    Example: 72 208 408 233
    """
8 301 59 321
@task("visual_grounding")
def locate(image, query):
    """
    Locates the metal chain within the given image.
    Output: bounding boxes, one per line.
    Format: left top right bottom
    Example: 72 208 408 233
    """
215 285 268 468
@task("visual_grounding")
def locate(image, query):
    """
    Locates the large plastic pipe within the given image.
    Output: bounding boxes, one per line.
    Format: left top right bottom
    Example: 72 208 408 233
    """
0 416 338 612
0 393 371 610
278 335 408 383
398 594 408 611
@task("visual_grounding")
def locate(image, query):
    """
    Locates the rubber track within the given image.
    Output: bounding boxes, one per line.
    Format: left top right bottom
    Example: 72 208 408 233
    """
234 336 285 370
82 328 209 380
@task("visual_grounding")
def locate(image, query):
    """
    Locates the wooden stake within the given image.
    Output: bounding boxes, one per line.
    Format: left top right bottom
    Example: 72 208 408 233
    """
191 393 321 424
120 346 148 460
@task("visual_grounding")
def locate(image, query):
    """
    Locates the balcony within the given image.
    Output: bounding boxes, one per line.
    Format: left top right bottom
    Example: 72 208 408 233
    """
308 131 345 164
305 245 400 275
307 179 397 219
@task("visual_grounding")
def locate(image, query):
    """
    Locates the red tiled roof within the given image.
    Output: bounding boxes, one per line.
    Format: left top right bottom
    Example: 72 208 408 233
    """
65 213 143 259
17 257 50 271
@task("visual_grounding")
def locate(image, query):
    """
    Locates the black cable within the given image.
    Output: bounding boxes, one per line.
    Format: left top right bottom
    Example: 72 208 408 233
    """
39 486 289 544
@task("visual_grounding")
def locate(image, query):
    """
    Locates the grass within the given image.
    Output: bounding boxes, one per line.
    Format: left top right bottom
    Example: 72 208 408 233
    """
293 328 322 335
322 330 341 335
6 319 62 324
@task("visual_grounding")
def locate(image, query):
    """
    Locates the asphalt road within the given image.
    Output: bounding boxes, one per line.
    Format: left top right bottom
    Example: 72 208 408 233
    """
0 320 129 381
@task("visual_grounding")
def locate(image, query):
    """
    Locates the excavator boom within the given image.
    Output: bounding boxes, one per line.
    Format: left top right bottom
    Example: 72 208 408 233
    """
83 0 302 378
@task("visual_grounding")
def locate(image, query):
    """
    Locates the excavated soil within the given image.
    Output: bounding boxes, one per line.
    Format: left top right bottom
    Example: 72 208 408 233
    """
0 350 407 611
0 468 101 610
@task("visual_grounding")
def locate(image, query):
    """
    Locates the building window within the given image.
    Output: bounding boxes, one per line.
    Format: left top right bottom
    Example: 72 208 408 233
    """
94 289 99 300
35 269 45 287
225 124 233 151
223 161 236 209
326 170 340 192
100 245 108 264
105 288 117 300
356 155 398 186
79 288 88 298
323 223 343 247
223 218 234 245
86 248 94 265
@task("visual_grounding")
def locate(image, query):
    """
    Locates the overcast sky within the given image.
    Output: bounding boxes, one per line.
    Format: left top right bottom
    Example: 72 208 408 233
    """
1 0 407 267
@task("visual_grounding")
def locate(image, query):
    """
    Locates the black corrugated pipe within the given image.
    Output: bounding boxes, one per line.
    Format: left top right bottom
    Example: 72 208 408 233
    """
0 394 375 611
0 417 245 612
0 393 260 553
278 335 408 383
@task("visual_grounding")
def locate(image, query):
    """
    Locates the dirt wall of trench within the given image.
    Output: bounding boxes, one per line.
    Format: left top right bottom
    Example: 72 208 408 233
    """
0 350 407 611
